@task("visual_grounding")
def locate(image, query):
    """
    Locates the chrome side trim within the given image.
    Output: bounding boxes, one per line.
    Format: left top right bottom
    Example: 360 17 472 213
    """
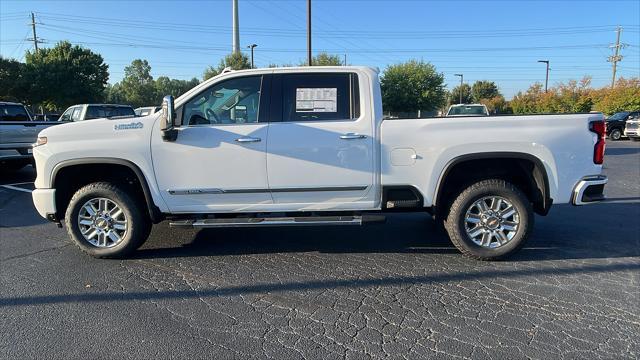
572 175 607 206
167 188 224 195
167 186 368 195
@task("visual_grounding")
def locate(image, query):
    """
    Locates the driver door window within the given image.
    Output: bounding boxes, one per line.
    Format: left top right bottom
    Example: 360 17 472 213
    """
183 76 262 126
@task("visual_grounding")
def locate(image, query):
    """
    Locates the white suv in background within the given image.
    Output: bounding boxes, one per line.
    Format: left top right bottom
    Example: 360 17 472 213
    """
135 106 161 117
446 104 490 117
59 104 136 122
624 114 640 141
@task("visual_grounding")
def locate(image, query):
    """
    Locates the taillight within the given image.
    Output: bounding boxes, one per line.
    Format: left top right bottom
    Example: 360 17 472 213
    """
589 120 606 165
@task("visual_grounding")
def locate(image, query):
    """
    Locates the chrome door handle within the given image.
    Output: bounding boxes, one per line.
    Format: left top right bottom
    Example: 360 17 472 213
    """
340 133 367 140
235 137 261 143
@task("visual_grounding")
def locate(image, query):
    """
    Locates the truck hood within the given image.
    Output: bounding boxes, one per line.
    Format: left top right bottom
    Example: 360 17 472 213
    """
38 114 159 140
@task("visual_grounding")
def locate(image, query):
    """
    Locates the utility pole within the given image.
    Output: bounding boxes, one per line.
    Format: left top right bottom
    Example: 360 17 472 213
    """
29 12 42 52
307 0 312 66
232 0 240 54
608 26 624 88
454 74 463 104
247 44 257 68
344 54 347 66
538 60 550 92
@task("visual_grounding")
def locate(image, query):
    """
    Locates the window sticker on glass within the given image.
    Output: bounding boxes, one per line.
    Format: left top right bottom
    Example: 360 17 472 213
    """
296 88 337 112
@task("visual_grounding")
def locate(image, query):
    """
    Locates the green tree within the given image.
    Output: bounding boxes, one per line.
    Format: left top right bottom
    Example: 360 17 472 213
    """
119 59 156 107
510 77 595 114
104 83 127 104
380 60 446 113
449 83 472 105
25 41 109 110
471 80 500 103
0 56 30 103
203 52 251 80
592 77 640 115
300 52 343 66
510 83 545 114
155 76 200 102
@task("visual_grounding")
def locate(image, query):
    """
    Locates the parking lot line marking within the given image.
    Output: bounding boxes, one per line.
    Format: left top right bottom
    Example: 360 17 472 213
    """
5 182 34 186
1 185 33 193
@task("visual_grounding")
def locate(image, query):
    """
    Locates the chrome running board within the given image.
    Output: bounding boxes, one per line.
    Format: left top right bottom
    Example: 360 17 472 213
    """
169 215 385 228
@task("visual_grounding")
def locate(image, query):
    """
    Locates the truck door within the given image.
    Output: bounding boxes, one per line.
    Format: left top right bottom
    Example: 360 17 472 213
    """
266 72 375 210
151 75 272 213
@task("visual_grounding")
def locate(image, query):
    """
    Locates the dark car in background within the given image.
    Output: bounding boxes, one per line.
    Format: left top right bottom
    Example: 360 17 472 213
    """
59 104 135 122
33 113 61 121
606 111 640 141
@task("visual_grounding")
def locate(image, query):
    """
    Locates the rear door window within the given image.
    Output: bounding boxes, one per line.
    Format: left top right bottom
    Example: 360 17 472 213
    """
71 107 83 121
278 73 359 122
0 104 31 121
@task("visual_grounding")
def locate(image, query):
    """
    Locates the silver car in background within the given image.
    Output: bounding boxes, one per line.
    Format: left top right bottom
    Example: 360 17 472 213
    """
0 101 63 171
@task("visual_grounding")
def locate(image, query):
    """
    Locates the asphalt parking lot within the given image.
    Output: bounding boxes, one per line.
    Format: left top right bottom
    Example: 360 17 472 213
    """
1 141 639 359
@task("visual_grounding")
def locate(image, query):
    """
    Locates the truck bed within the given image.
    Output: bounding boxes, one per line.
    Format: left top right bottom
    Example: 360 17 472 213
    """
380 113 604 206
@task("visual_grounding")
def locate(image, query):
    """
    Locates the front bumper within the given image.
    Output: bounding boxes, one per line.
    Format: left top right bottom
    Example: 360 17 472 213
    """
624 129 639 138
32 189 57 221
572 175 607 205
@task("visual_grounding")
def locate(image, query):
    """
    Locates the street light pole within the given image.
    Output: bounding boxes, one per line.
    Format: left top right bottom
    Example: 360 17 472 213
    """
454 74 463 104
247 44 257 68
307 0 312 66
538 60 549 92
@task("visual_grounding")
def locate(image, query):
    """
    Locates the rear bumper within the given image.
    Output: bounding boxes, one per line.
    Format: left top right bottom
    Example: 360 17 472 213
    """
572 175 607 205
32 189 57 221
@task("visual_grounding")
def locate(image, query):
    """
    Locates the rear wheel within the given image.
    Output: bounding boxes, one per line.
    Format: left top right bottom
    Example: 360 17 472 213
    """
445 179 533 260
65 182 151 258
610 128 622 141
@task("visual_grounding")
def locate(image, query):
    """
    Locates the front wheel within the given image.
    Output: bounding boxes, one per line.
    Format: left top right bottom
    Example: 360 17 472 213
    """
445 179 534 260
609 128 622 141
65 182 151 258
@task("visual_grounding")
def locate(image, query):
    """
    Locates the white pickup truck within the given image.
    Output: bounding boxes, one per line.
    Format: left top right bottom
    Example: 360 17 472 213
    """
31 66 607 260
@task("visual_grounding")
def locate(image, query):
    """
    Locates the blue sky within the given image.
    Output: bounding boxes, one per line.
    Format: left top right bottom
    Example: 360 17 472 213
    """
1 0 639 97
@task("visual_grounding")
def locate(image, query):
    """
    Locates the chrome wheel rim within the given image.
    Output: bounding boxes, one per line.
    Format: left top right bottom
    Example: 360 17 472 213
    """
612 130 621 140
77 198 128 248
464 196 519 248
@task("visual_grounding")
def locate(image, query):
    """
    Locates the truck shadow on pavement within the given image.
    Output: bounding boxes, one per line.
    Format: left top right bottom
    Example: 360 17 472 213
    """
134 203 640 262
1 261 638 307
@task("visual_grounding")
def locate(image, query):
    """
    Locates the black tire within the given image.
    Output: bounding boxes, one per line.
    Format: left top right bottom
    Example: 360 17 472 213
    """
65 182 151 258
1 161 28 172
609 128 622 141
444 179 534 261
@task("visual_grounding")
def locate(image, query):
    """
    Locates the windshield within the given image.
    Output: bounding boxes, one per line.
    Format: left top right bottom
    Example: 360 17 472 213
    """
0 104 31 121
607 112 629 121
448 105 487 116
86 106 135 120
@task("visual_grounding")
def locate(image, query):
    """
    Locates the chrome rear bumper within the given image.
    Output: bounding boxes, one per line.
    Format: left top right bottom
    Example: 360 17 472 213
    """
572 175 607 205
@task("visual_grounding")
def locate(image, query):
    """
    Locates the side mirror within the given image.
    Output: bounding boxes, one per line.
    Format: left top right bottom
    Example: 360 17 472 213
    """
160 95 178 142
